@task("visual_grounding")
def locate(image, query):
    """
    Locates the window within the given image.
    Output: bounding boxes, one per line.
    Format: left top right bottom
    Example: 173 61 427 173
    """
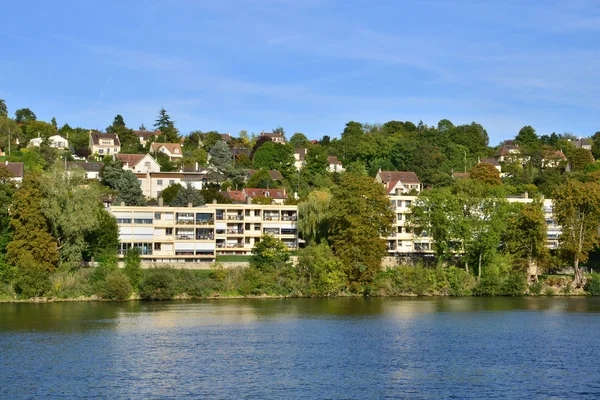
157 179 163 186
98 149 104 154
404 200 412 207
134 218 153 224
145 162 151 168
169 180 175 185
154 243 161 250
166 228 173 235
397 214 402 221
117 218 132 224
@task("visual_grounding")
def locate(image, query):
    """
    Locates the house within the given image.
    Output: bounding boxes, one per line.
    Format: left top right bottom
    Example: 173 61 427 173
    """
220 133 232 142
260 131 286 144
90 131 121 156
479 158 502 172
494 144 522 163
136 171 211 198
327 156 345 172
247 169 284 182
294 148 307 170
375 170 421 195
117 153 161 173
542 150 567 168
66 162 104 180
0 161 24 183
134 130 160 146
151 143 183 160
243 188 288 205
29 134 69 150
452 172 470 179
573 138 592 151
220 189 247 203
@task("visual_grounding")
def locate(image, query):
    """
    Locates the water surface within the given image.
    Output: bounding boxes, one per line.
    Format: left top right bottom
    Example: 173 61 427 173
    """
1 298 599 399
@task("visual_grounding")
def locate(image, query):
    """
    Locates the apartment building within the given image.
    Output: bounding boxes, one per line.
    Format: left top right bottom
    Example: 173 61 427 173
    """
110 203 298 263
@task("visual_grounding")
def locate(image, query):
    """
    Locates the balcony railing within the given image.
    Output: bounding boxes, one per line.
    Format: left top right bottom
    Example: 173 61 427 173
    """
176 219 195 225
227 215 244 220
216 243 244 248
175 235 194 240
196 219 214 225
263 216 280 221
226 229 244 234
281 215 297 221
196 235 214 240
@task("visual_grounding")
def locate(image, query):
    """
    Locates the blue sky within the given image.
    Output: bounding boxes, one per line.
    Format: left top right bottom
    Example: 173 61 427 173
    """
2 0 600 145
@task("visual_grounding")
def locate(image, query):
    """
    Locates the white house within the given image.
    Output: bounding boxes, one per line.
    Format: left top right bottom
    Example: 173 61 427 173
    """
29 134 69 150
89 132 121 156
327 156 345 172
117 153 161 173
294 148 307 170
1 161 24 183
151 143 183 160
66 162 104 180
375 170 421 195
260 131 286 144
134 130 160 146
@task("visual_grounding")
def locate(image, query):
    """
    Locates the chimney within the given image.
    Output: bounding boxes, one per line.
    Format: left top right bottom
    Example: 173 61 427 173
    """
212 199 217 204
120 202 125 207
158 197 164 207
188 202 193 208
523 192 529 199
195 161 198 172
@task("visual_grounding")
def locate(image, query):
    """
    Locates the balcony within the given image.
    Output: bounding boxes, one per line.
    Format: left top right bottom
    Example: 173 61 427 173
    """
216 243 244 248
227 215 244 220
226 229 244 234
263 216 280 221
196 219 214 226
281 215 297 221
175 235 194 240
176 219 195 225
196 235 214 240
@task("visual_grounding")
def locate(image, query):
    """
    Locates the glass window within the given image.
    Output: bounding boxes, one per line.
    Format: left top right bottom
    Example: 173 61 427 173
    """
169 180 175 185
157 179 163 186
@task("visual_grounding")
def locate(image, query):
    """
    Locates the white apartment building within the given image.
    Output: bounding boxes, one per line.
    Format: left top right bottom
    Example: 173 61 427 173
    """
110 203 298 263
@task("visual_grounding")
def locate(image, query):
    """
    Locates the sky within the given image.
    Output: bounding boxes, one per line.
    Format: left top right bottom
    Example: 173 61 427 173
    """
2 0 600 145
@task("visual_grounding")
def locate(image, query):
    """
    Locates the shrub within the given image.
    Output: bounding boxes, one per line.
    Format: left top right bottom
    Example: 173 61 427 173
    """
529 280 543 295
585 273 600 295
501 272 527 296
50 270 94 298
446 266 474 296
139 269 176 300
104 271 132 300
15 265 51 298
543 287 556 296
124 248 143 289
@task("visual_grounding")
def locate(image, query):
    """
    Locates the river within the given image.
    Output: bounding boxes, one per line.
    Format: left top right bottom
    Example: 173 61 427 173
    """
1 297 599 399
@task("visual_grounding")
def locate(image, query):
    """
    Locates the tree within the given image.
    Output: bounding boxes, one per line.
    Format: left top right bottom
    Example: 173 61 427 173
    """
40 166 102 267
553 180 600 286
252 196 273 205
251 234 290 271
570 148 594 172
298 191 331 244
515 125 538 147
0 167 17 232
124 248 142 289
469 163 501 186
139 123 147 130
252 142 294 177
51 117 57 130
100 158 144 205
297 242 346 296
247 169 278 188
154 107 179 142
329 174 394 287
14 108 36 124
0 117 19 152
170 183 204 207
160 183 183 204
209 140 233 177
0 99 7 117
5 174 59 272
202 131 222 152
84 208 119 260
289 132 310 148
504 201 548 281
107 115 137 153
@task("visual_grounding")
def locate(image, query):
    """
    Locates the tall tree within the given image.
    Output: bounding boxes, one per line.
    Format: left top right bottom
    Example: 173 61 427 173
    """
569 148 594 172
106 115 137 153
289 132 310 148
14 108 37 124
252 142 294 177
469 163 501 186
329 174 394 288
553 180 600 286
209 140 233 178
84 208 119 260
40 166 102 267
515 125 539 147
0 99 8 117
100 158 144 205
298 191 332 244
154 107 179 142
5 174 59 272
170 183 205 207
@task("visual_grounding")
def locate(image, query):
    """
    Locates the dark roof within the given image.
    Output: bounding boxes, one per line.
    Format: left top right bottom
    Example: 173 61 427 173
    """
575 138 592 148
328 155 342 165
231 147 250 156
295 148 307 160
248 169 284 181
480 158 501 167
261 132 284 138
0 162 24 178
117 153 145 167
134 130 160 139
377 171 420 184
220 133 232 142
243 188 287 199
495 145 520 157
66 162 104 172
90 132 121 146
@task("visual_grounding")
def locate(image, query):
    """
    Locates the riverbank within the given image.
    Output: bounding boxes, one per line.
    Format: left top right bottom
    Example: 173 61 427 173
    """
0 264 595 302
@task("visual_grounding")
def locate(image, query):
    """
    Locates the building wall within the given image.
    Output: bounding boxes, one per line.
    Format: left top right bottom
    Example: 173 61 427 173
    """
110 204 298 263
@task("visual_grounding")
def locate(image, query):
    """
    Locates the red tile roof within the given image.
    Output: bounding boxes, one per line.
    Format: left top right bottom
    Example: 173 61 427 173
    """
117 153 145 167
221 190 246 202
151 143 183 156
243 188 287 199
0 162 24 178
134 130 160 139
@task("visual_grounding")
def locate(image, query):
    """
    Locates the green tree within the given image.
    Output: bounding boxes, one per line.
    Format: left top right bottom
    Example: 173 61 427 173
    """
329 174 394 287
469 163 501 186
202 131 222 152
515 125 539 147
14 108 36 124
107 114 137 153
170 183 204 207
160 183 183 204
504 201 548 281
154 107 179 142
5 174 59 272
0 99 7 117
40 166 102 267
252 142 294 177
100 158 144 205
297 241 346 296
84 208 119 260
208 140 233 177
247 169 279 188
570 148 594 172
124 248 142 289
289 132 310 148
251 234 290 270
553 180 600 286
298 191 332 244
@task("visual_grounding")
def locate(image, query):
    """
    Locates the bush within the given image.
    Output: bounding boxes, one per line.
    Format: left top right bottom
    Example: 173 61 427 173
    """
446 266 474 296
104 271 132 300
49 270 94 298
139 269 176 300
124 248 143 289
529 280 543 295
501 272 527 296
15 265 52 298
585 273 600 295
543 287 556 296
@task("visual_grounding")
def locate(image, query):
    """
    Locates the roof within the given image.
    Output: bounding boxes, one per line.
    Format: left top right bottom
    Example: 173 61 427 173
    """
328 155 342 165
261 132 284 138
1 162 24 178
575 138 592 148
295 148 307 160
220 133 232 142
377 171 420 184
452 172 470 179
480 158 501 167
248 169 284 181
151 142 183 155
90 132 120 146
66 162 104 172
117 153 145 167
495 145 520 157
221 190 246 202
231 147 250 156
543 149 567 160
243 188 287 199
134 130 160 139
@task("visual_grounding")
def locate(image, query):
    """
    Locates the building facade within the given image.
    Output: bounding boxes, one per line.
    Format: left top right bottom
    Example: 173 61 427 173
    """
110 203 298 263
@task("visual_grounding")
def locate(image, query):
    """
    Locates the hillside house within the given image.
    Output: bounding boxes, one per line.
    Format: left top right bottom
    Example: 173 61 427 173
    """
375 170 421 195
90 132 121 156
